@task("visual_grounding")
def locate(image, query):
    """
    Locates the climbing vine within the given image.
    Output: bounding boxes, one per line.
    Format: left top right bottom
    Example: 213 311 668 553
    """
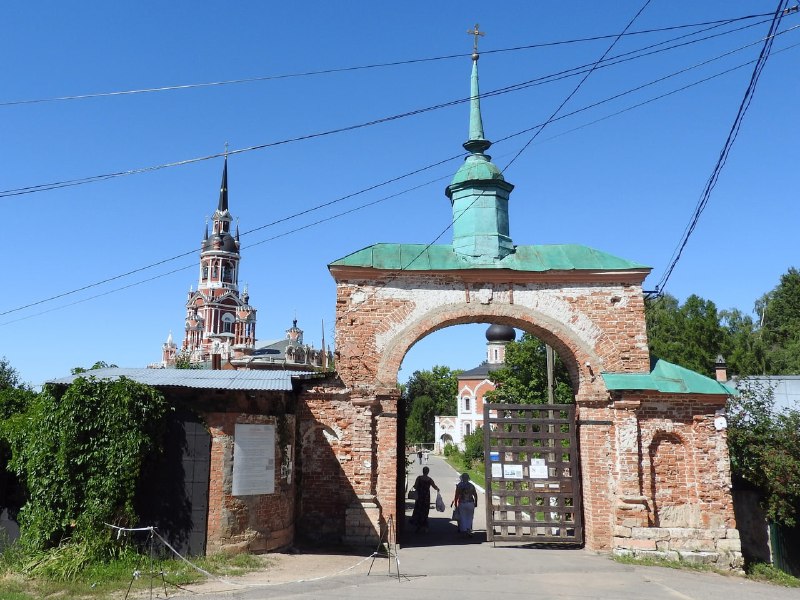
5 376 169 552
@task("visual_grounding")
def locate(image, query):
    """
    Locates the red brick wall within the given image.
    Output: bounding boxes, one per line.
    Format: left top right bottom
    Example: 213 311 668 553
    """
205 412 295 554
307 267 741 565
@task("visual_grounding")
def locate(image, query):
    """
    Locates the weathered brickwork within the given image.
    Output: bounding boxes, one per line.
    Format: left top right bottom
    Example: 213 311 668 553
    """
609 392 741 568
292 266 744 568
205 412 296 554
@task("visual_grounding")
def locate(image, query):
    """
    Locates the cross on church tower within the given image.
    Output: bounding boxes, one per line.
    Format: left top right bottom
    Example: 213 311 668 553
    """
467 23 484 59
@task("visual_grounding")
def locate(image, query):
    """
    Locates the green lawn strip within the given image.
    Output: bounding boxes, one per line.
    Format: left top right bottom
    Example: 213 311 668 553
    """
442 454 486 489
0 550 269 599
746 563 800 587
614 554 800 587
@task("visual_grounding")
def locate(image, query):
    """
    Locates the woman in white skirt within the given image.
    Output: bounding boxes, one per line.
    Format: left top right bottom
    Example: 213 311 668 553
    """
451 473 478 536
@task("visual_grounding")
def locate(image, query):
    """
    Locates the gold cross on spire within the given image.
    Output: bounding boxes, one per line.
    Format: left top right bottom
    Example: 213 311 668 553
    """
467 23 485 58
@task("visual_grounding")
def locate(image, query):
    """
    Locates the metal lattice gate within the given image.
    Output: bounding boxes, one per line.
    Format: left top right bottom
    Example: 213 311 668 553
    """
483 403 583 544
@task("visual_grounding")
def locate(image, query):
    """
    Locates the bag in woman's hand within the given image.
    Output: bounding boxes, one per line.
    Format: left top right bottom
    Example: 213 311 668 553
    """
451 506 460 521
435 492 445 512
408 488 418 500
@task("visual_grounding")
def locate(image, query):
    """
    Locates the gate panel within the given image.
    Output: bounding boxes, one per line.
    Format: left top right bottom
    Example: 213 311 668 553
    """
483 403 583 544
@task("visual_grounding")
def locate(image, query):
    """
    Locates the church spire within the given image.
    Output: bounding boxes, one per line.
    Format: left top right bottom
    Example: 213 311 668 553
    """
465 25 490 154
218 154 229 212
445 26 515 263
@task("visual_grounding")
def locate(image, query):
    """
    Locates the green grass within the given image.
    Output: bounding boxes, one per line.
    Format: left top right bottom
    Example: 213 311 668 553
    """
443 455 485 489
613 553 714 572
746 562 800 587
614 554 800 587
0 544 269 599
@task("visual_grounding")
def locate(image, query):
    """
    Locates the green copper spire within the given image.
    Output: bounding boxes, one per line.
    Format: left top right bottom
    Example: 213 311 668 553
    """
465 56 490 154
446 32 515 263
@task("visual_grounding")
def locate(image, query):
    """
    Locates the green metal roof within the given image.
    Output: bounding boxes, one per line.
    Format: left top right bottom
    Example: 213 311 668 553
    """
451 154 505 185
329 243 649 272
602 359 737 396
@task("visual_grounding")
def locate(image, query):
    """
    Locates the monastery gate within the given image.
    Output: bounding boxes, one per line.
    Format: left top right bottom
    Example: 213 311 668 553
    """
296 50 742 569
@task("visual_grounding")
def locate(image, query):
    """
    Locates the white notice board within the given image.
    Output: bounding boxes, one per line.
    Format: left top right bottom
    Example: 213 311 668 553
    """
232 423 275 496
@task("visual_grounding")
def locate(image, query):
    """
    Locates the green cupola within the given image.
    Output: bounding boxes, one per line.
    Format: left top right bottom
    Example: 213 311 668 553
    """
445 49 515 263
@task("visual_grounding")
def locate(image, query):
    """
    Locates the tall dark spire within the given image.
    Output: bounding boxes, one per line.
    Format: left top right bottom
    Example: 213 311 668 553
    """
218 156 229 212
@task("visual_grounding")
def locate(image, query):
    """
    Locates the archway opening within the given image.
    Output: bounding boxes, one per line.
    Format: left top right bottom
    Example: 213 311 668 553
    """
396 319 582 544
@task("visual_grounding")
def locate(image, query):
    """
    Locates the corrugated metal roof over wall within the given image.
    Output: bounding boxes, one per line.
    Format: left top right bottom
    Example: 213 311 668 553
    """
47 367 317 391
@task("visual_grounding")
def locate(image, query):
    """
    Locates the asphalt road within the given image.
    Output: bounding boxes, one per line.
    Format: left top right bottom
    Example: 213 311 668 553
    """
158 454 798 600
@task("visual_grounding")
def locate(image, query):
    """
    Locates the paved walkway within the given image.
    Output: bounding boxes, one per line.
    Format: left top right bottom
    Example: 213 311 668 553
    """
163 454 799 599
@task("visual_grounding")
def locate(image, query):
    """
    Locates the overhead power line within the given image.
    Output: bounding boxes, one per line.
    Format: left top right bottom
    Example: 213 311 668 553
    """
0 12 778 108
3 27 800 324
504 0 654 172
0 14 787 200
655 1 794 293
338 0 651 300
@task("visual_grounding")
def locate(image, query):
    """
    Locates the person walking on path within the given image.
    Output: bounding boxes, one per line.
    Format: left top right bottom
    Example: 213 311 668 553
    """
451 472 478 536
417 449 423 464
409 466 440 533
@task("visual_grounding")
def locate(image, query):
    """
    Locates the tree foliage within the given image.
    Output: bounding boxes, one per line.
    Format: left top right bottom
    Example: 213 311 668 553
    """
70 361 118 375
727 380 800 527
402 365 460 416
2 376 169 552
402 366 461 445
645 294 723 375
486 333 573 404
0 356 21 391
761 267 800 373
406 394 434 444
463 426 484 467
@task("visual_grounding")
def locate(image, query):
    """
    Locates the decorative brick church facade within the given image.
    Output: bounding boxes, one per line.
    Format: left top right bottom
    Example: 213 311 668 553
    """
159 158 257 367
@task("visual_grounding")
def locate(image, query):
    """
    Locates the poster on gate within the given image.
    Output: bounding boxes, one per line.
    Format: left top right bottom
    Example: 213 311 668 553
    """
530 458 548 479
503 464 523 479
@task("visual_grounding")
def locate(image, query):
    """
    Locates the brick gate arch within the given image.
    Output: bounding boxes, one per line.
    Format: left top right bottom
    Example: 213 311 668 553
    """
294 51 741 567
295 266 741 566
319 267 653 551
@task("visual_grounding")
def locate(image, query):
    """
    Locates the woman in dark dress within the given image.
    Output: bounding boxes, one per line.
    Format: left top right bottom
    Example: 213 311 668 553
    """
409 466 439 532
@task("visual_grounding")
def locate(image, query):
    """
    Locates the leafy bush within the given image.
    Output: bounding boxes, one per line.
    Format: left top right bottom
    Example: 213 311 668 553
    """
463 426 484 466
3 376 169 555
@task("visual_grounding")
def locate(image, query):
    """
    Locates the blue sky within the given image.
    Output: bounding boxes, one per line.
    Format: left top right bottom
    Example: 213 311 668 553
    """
2 1 799 387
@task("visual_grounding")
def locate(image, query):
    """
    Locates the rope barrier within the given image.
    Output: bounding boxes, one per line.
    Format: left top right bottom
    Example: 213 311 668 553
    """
105 523 383 589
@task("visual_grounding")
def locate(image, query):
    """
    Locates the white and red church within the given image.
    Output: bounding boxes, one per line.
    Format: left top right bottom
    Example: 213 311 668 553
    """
434 324 515 451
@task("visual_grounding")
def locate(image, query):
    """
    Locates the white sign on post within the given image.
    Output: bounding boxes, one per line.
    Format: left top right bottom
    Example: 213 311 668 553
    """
232 423 275 496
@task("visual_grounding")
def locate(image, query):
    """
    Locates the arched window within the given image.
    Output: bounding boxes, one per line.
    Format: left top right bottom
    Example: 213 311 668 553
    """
464 397 471 412
221 313 235 334
465 423 471 436
202 266 208 280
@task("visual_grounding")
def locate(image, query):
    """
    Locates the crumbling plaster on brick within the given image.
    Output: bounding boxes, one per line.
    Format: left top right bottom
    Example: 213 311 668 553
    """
374 301 605 392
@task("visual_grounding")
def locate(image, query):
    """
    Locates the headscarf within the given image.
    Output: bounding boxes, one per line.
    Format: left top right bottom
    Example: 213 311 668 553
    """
457 472 471 489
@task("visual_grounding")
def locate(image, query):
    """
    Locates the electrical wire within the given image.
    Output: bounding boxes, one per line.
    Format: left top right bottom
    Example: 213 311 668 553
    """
655 0 792 293
0 13 782 200
0 26 800 326
0 12 777 108
3 25 800 324
503 0 654 172
333 0 656 316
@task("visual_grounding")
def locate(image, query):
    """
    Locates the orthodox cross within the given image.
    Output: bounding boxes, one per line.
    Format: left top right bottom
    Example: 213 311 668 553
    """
467 24 485 56
224 141 229 157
